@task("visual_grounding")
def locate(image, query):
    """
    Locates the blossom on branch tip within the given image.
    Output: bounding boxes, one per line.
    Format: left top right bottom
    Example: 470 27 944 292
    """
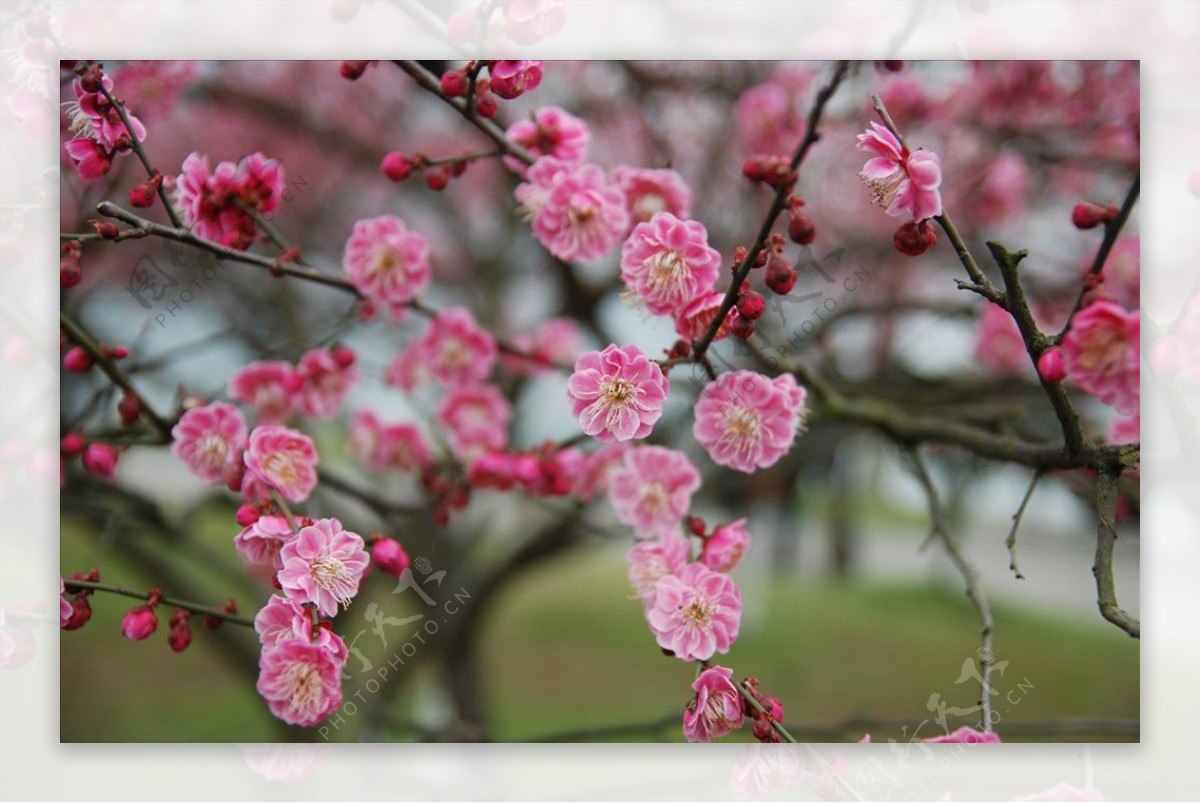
567 344 668 443
488 60 543 99
856 121 942 222
256 638 344 727
683 665 746 742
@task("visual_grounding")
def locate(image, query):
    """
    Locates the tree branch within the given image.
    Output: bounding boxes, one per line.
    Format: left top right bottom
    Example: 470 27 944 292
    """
1092 469 1140 638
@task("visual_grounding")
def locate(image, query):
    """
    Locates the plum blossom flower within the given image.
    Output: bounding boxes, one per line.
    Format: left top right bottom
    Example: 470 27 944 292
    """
256 638 344 727
567 344 669 443
436 385 512 461
64 73 146 152
608 446 701 538
974 301 1029 375
234 515 295 571
171 401 248 485
277 518 369 617
620 212 722 316
674 290 737 342
502 0 567 45
734 69 811 156
254 595 347 662
244 425 319 503
514 156 573 220
228 361 301 425
63 137 112 180
295 347 357 419
700 519 751 573
506 106 589 174
612 166 693 225
342 215 431 319
384 342 431 391
646 562 742 661
488 60 543 99
570 443 629 502
174 151 285 249
856 121 943 221
530 163 629 262
416 307 498 386
693 371 807 473
1061 301 1140 413
347 410 433 473
627 533 689 605
502 316 583 375
683 665 745 742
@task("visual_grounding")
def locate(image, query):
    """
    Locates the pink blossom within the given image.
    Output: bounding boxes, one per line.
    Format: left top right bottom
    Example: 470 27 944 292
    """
683 665 745 742
174 151 285 250
973 151 1029 224
348 410 433 473
974 302 1029 375
924 725 1001 743
234 515 295 571
121 606 158 640
856 121 943 221
735 78 808 157
1061 301 1140 413
646 562 742 661
570 443 629 501
503 0 567 45
63 137 112 180
488 60 543 99
228 361 301 425
170 401 248 485
277 518 369 617
1108 413 1139 449
675 291 737 342
237 152 286 215
531 163 629 262
342 215 432 317
295 347 357 419
700 519 751 573
514 156 573 219
416 308 499 386
608 446 701 538
620 212 722 315
502 316 583 375
108 61 197 119
693 371 807 473
244 425 319 503
627 533 689 605
253 595 348 662
506 107 589 174
66 74 147 151
256 639 344 727
384 343 430 391
612 166 693 225
437 385 512 462
567 344 669 443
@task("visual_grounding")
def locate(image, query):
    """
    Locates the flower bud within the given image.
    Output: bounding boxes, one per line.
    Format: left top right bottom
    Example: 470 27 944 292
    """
82 443 118 479
474 90 499 118
737 290 766 320
87 219 121 240
787 209 816 245
62 594 92 630
61 432 86 456
129 179 158 208
235 503 261 527
121 605 158 640
731 314 755 339
893 220 938 256
117 392 140 424
1037 347 1066 383
330 343 356 368
340 60 371 80
1071 202 1118 230
167 609 192 652
764 253 797 295
381 151 414 182
63 346 93 373
440 68 470 98
370 537 411 578
425 167 451 191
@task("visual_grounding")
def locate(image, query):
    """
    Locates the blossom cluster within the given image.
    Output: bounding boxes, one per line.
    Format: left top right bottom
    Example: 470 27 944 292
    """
174 150 286 249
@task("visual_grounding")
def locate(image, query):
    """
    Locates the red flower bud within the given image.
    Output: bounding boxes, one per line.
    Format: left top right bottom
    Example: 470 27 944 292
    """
235 502 261 527
425 167 451 191
81 443 118 479
1037 347 1066 383
370 537 411 578
787 209 816 245
121 605 158 640
764 253 797 295
167 609 192 652
61 432 86 456
731 314 755 339
330 343 356 368
87 219 121 240
440 68 470 98
381 151 414 182
474 90 499 118
129 180 157 208
79 63 105 93
63 346 93 373
893 220 938 256
117 392 140 425
62 594 92 630
340 60 372 80
1071 202 1118 230
737 290 766 320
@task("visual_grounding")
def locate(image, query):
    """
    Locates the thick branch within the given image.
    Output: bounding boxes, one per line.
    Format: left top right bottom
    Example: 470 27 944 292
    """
1092 469 1140 638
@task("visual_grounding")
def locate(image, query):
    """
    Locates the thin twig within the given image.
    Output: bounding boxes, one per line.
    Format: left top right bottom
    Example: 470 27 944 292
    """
1005 469 1044 580
95 78 184 229
393 60 535 167
692 60 850 362
59 310 173 440
905 446 996 732
1092 469 1140 638
62 578 252 626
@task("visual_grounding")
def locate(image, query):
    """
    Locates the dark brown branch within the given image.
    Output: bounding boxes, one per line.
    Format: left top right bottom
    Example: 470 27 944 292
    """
62 578 252 626
1092 469 1140 638
1005 469 1044 580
